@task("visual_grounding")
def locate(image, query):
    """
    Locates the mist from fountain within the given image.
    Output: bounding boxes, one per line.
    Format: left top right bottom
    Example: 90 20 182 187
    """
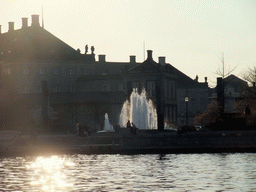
119 89 157 129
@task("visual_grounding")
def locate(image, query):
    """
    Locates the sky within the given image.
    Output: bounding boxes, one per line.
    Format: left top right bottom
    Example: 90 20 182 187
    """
1 0 256 87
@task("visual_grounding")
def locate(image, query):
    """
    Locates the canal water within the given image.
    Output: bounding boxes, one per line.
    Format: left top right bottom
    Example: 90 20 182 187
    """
1 153 256 191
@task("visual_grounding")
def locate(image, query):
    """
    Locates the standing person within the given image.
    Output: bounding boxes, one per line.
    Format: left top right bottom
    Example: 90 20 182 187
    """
132 123 137 135
115 124 120 134
76 123 80 136
127 120 131 128
127 120 133 134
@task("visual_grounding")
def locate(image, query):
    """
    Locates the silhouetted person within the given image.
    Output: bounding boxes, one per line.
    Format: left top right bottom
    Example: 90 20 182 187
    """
78 124 83 137
115 124 120 134
85 44 88 54
132 123 137 135
85 125 90 136
245 106 251 116
91 46 95 54
127 120 131 128
127 120 133 134
76 123 80 136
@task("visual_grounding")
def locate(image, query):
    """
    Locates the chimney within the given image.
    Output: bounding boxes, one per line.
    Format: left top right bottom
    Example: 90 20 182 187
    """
31 14 40 27
130 55 136 63
22 17 28 29
98 55 106 62
8 22 14 32
217 77 224 113
158 57 166 66
147 50 153 60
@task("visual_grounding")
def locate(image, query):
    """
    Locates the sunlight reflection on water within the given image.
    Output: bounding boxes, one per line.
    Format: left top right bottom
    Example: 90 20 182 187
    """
27 156 74 191
1 153 256 191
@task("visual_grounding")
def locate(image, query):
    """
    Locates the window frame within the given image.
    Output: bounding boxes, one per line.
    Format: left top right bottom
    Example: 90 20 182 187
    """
38 68 46 75
131 81 140 92
52 68 61 76
66 68 75 76
51 85 61 93
146 81 156 97
102 84 110 92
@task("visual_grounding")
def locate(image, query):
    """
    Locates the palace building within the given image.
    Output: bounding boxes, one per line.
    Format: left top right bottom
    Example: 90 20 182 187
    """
0 15 209 131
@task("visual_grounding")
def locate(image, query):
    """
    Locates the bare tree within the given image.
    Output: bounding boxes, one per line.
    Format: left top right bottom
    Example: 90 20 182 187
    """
243 66 256 86
215 53 240 79
237 67 256 112
213 53 241 112
233 67 256 127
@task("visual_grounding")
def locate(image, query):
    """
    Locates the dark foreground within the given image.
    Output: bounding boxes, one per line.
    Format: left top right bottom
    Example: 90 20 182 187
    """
2 129 256 156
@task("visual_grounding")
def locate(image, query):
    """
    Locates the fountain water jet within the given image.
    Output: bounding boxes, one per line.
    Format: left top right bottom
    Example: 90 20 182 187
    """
119 89 157 129
104 113 113 131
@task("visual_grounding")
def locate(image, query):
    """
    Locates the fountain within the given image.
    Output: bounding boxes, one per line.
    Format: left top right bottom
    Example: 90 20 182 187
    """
119 89 157 129
103 113 113 131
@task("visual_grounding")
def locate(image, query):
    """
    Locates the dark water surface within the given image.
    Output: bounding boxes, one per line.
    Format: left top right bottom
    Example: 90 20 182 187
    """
1 153 256 191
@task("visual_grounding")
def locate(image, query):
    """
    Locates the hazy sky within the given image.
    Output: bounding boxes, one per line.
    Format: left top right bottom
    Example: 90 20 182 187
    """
1 0 256 86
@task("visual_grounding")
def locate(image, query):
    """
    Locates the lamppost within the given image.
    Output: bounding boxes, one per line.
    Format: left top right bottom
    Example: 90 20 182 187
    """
185 97 189 126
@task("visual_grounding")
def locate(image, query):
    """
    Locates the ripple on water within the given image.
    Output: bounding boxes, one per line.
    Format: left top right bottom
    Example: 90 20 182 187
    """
0 153 256 191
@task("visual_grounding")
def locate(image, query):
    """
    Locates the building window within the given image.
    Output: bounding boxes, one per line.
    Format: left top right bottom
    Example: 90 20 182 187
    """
38 68 46 75
173 107 176 122
6 68 11 75
172 81 176 98
165 106 168 122
147 81 155 97
167 80 176 99
200 103 205 112
119 84 124 91
131 81 140 91
169 106 173 122
102 84 110 91
37 85 42 93
165 80 168 98
51 85 60 93
23 86 29 93
52 68 60 76
22 67 29 75
66 68 75 76
168 80 172 98
68 85 75 92
83 69 89 75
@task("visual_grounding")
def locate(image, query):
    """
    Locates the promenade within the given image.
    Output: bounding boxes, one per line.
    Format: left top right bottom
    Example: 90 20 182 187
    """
2 129 256 156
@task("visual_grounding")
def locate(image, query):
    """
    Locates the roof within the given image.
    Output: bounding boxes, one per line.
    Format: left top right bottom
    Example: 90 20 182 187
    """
0 24 88 61
127 50 207 89
223 74 248 85
128 57 159 73
164 63 208 89
211 74 248 93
